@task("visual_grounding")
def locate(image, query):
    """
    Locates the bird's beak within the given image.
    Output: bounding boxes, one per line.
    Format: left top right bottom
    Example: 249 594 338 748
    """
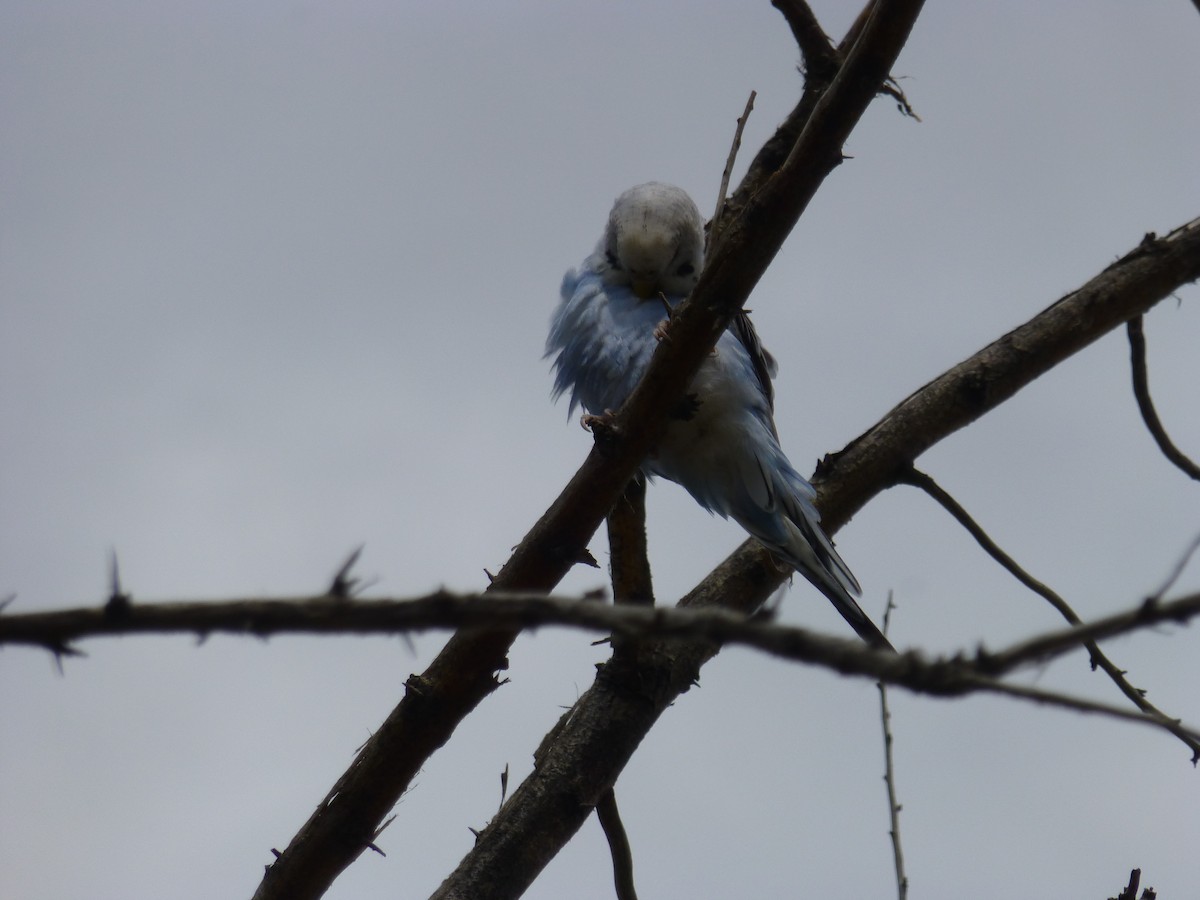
631 280 658 300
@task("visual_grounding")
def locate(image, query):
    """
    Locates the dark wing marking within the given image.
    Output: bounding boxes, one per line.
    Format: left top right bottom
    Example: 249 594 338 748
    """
729 309 777 411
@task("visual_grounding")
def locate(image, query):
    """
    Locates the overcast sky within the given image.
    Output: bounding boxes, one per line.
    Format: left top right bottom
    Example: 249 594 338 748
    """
3 2 1199 898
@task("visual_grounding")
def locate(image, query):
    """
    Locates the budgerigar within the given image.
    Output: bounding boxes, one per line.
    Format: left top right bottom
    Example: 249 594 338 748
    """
546 182 890 649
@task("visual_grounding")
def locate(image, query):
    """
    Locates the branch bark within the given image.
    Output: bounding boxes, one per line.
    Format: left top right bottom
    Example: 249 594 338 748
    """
7 588 1199 677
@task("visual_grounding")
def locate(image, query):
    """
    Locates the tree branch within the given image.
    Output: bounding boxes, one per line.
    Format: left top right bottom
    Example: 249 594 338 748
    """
606 476 654 608
772 0 838 83
7 589 1197 677
595 790 638 900
709 90 756 252
878 595 908 900
594 475 651 898
1127 314 1200 480
896 467 1200 759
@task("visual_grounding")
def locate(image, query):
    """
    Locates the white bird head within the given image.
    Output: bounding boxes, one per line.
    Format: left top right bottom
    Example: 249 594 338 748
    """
601 182 704 300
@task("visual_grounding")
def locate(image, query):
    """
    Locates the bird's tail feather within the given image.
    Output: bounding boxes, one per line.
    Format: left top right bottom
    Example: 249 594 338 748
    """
776 516 894 651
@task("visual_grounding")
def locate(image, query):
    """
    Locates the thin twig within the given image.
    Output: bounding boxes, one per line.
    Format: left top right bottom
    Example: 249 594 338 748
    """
899 466 1200 760
1127 315 1200 481
709 90 756 253
595 475 651 899
877 594 907 900
958 676 1196 743
596 790 638 900
1148 533 1200 602
896 467 1083 624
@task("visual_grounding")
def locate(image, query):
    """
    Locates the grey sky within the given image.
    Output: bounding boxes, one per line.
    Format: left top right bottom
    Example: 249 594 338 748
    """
2 2 1199 898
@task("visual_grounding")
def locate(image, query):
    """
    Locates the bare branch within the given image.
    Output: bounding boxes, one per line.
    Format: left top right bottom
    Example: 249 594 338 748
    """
595 790 638 900
896 467 1083 623
1148 533 1200 602
1116 868 1141 900
0 591 605 651
960 678 1195 743
708 90 756 253
5 588 1197 671
1113 868 1145 900
594 476 650 899
983 592 1200 677
898 467 1200 759
812 217 1200 537
878 595 907 900
1127 314 1200 480
772 0 838 82
606 476 654 607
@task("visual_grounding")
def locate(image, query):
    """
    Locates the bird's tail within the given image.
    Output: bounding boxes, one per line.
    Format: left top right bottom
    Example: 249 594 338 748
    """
731 452 894 651
774 514 894 652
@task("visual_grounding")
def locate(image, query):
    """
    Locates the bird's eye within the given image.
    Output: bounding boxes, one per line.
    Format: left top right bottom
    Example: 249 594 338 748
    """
605 250 621 270
676 262 695 277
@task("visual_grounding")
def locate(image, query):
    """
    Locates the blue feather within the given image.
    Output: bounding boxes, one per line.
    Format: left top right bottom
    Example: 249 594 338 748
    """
546 183 890 649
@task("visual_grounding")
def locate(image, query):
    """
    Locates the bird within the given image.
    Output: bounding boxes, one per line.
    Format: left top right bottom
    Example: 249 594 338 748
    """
547 183 892 648
546 182 891 650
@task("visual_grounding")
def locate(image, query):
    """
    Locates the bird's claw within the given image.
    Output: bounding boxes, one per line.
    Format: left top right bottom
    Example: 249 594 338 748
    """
580 410 618 433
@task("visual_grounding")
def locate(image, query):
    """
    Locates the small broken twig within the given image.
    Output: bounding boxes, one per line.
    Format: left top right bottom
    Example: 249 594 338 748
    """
596 789 638 900
708 91 757 252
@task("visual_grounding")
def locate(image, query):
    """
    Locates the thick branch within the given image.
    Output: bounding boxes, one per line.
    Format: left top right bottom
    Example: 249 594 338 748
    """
606 476 654 607
816 220 1200 532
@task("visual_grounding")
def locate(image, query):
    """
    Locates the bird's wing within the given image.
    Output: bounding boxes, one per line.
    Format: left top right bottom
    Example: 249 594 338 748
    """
728 309 778 414
546 260 665 415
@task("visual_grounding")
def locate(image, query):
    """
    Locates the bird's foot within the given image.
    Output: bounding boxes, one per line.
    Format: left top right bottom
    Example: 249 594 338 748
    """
581 410 620 455
580 410 618 433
